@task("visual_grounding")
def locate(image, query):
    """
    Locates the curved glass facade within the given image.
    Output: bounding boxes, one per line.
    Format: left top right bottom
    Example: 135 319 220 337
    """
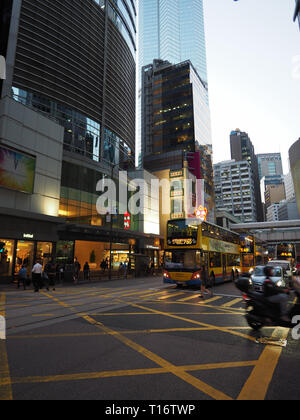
94 0 137 59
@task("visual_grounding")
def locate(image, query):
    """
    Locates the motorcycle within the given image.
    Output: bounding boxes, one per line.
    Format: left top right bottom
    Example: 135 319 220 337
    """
235 277 300 331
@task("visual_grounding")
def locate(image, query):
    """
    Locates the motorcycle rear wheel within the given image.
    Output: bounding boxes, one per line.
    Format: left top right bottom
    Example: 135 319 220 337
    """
246 315 264 331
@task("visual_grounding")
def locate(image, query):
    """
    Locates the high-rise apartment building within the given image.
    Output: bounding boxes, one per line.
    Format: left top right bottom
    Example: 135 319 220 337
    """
230 129 263 221
257 153 283 180
214 160 257 223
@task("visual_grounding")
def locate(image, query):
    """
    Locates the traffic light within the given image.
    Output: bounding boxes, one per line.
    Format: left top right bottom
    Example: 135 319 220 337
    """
0 242 5 253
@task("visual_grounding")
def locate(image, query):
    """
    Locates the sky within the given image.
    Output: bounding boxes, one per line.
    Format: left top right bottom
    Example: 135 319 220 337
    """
203 0 300 174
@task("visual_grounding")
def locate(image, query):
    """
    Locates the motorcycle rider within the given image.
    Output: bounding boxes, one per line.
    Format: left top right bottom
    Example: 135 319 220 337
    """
263 266 290 323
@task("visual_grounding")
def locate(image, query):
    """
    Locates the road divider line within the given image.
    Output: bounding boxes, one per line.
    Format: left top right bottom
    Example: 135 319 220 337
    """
157 292 186 300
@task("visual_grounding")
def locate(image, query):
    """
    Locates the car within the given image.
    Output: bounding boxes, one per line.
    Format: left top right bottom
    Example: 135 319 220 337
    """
250 265 287 293
268 260 294 286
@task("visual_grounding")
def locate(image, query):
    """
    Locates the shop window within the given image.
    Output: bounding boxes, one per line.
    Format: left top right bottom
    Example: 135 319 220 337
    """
36 242 53 266
15 241 35 277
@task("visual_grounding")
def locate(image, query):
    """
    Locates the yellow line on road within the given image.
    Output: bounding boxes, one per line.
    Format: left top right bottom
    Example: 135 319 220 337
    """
0 293 13 401
198 296 223 305
222 298 243 308
157 292 186 300
43 291 232 400
3 361 257 386
177 294 200 302
238 327 290 400
125 300 257 343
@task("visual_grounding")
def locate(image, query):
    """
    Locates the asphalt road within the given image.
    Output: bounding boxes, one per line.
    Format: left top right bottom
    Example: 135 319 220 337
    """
1 276 300 401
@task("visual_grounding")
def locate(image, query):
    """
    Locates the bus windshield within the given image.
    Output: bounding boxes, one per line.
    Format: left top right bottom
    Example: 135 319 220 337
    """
164 250 201 271
167 219 200 240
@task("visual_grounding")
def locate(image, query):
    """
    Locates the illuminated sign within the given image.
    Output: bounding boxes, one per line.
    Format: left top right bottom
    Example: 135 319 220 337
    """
195 206 208 222
23 233 34 239
124 212 131 230
171 212 185 220
241 248 250 254
170 189 184 197
170 170 184 179
168 238 197 246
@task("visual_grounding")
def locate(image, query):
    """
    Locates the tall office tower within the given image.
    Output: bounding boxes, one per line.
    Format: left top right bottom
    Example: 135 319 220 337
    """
141 59 214 225
257 153 283 180
214 160 257 223
139 0 208 83
0 0 165 282
137 0 208 165
230 129 263 222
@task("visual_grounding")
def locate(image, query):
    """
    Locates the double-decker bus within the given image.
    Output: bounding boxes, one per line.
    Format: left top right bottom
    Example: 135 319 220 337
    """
163 218 241 286
239 234 256 275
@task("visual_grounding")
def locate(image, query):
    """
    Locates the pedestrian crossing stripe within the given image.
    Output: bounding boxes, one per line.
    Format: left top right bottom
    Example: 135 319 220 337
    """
221 298 243 308
178 294 200 302
157 292 186 300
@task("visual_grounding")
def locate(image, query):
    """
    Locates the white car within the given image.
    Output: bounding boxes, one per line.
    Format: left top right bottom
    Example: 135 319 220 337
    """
250 265 287 293
268 260 293 286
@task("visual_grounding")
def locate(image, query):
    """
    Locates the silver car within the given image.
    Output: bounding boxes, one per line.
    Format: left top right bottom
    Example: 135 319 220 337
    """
250 265 287 293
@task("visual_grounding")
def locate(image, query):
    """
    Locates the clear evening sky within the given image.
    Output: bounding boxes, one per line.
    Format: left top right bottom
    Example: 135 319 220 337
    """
204 0 300 173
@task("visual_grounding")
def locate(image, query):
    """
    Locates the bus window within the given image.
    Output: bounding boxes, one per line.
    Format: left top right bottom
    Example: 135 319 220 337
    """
241 254 254 268
227 254 240 267
209 252 222 268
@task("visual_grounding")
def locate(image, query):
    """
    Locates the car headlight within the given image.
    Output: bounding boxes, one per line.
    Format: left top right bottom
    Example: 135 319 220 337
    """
276 280 283 287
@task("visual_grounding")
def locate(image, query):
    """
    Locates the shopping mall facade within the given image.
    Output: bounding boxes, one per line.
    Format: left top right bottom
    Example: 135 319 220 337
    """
0 0 162 283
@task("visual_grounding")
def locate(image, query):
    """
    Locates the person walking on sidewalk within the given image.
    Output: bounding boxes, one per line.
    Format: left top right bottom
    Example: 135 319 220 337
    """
83 262 90 282
199 265 213 299
18 265 27 290
32 260 43 293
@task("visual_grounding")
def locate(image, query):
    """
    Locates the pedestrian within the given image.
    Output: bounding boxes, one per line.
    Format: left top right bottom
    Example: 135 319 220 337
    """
83 262 90 282
47 259 57 291
18 265 27 290
32 260 43 293
199 265 213 299
74 258 81 284
100 259 106 273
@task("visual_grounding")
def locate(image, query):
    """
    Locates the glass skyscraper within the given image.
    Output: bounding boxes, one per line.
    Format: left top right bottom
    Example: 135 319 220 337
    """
138 0 208 83
137 0 209 166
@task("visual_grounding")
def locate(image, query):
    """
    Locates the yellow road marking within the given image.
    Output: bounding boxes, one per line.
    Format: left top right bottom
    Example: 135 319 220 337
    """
124 300 257 343
198 296 223 305
82 314 233 400
9 326 275 340
0 293 13 401
43 291 232 400
238 327 290 400
2 361 257 386
178 294 200 302
157 292 186 300
222 298 243 308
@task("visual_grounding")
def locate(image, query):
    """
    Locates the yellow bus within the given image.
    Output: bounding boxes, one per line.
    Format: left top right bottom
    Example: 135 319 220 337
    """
163 218 241 286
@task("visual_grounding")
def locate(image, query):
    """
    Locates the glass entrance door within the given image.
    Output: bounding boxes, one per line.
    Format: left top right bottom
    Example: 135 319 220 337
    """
15 241 35 277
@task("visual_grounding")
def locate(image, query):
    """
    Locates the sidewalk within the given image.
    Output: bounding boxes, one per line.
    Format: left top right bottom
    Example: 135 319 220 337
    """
0 272 163 293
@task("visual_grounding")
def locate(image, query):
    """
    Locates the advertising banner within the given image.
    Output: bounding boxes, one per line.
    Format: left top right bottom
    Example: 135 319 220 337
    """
0 146 36 194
